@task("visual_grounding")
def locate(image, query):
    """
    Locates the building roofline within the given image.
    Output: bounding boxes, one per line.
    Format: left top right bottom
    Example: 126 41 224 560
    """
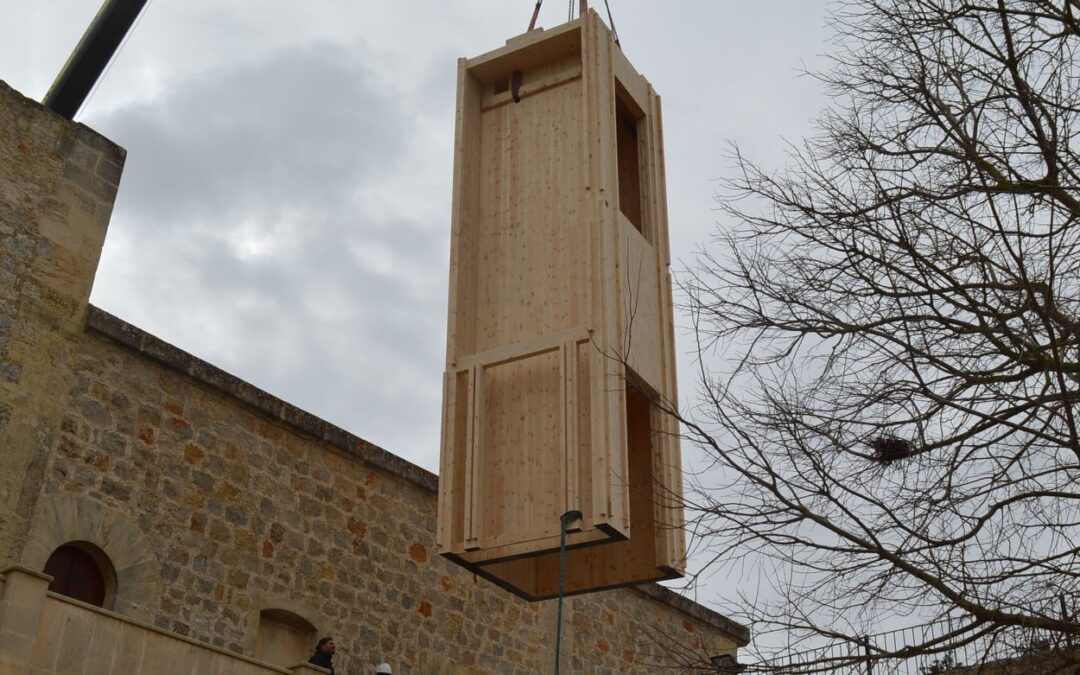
633 584 750 645
86 305 438 492
85 304 750 645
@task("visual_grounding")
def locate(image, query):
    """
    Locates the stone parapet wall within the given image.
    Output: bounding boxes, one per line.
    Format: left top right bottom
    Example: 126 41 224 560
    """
0 566 327 675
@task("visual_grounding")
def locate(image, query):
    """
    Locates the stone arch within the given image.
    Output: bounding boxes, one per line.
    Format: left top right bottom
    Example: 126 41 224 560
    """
42 540 118 609
21 495 160 622
254 608 318 667
243 591 327 659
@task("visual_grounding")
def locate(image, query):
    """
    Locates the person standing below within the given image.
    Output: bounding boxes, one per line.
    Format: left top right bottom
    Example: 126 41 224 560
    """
308 636 336 674
375 664 392 674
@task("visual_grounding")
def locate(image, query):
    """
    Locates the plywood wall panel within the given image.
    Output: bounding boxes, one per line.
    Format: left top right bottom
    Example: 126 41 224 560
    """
619 216 662 389
479 349 563 546
472 79 587 354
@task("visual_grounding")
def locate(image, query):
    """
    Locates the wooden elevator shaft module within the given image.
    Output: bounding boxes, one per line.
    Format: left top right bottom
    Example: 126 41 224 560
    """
437 11 685 600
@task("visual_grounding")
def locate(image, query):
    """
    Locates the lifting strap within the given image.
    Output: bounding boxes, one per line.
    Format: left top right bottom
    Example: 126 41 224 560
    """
519 2 623 102
603 0 621 47
529 0 591 32
569 0 587 22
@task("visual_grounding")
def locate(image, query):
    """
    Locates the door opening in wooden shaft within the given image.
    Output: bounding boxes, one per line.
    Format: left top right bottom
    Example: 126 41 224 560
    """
436 10 685 601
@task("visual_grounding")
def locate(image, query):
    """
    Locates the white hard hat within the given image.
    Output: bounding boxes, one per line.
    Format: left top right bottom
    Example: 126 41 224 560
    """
375 664 392 674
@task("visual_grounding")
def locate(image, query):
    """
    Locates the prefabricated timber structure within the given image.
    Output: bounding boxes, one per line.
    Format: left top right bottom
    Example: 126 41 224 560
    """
437 10 685 601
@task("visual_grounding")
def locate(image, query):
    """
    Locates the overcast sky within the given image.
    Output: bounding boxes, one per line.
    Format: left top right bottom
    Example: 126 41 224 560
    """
4 0 834 631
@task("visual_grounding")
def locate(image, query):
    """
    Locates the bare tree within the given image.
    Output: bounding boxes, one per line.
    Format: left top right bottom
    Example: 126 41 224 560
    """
676 0 1080 671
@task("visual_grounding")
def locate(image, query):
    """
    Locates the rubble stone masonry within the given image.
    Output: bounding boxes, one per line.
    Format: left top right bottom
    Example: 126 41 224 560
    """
0 79 123 563
0 79 747 673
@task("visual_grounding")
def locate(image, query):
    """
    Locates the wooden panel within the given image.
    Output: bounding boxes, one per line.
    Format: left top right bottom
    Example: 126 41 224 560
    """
575 342 595 517
454 326 589 371
447 331 599 556
561 341 577 516
436 372 454 552
643 81 686 570
612 46 649 116
467 20 583 83
540 379 662 595
436 370 470 553
658 406 686 569
478 348 564 546
480 57 582 110
473 378 679 600
645 86 672 267
582 8 623 539
619 214 662 390
464 365 480 549
446 59 483 365
468 76 587 355
456 526 610 566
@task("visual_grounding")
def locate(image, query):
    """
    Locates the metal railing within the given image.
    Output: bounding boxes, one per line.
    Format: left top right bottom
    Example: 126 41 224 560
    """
758 615 1076 674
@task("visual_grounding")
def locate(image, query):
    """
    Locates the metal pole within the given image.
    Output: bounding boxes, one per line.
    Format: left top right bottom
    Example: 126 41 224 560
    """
527 1 542 31
553 510 582 675
42 0 150 119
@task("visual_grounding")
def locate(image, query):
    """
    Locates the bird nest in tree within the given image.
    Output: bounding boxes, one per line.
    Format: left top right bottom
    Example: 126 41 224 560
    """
870 435 913 464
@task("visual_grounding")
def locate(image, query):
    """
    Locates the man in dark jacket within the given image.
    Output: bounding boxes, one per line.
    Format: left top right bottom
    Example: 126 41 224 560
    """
308 636 336 674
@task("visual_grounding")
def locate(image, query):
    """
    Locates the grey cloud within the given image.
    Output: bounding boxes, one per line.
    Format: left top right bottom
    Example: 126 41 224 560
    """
87 41 450 458
97 42 406 224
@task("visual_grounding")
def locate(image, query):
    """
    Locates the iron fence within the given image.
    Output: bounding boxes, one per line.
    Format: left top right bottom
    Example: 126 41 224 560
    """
757 615 1075 674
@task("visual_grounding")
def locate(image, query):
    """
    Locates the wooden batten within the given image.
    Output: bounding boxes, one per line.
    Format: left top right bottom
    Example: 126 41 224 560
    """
437 10 685 600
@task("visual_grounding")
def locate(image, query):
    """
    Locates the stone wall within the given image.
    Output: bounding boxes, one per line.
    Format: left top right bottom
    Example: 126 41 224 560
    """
23 308 744 673
0 79 748 673
0 80 123 563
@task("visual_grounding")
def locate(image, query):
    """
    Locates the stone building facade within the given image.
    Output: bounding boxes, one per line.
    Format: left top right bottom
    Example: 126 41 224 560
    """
0 79 747 673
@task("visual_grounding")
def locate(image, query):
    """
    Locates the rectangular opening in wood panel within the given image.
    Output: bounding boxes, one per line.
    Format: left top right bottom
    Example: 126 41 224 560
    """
615 81 647 239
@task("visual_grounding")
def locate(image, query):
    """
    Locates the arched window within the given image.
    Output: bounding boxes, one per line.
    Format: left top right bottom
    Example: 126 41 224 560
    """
256 608 317 667
42 541 117 609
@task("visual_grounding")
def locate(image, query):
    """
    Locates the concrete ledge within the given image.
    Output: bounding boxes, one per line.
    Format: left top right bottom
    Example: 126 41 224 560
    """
0 565 53 582
41 589 293 673
0 565 53 672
